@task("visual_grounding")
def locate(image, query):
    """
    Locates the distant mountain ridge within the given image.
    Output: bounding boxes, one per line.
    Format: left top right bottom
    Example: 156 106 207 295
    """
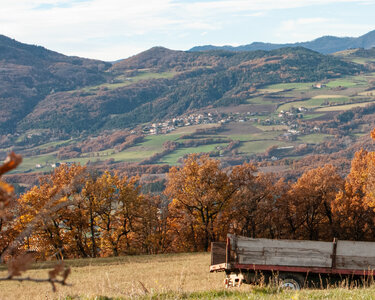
190 30 375 54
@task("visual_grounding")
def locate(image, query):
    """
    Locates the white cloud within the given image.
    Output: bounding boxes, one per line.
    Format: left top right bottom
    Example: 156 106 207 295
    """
179 0 374 14
0 0 374 59
280 18 334 32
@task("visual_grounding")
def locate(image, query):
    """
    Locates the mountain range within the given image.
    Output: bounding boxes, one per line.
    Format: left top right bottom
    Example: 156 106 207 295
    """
0 33 370 140
190 30 375 54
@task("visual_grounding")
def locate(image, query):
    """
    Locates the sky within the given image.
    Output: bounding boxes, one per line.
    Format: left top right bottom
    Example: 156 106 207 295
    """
1 0 375 61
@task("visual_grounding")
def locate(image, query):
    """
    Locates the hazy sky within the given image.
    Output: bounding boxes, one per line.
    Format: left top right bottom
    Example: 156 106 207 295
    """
1 0 374 61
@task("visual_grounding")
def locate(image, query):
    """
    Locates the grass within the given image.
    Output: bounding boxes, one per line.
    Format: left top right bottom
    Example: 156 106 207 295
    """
298 134 333 144
277 97 349 112
312 95 348 99
140 134 181 150
239 140 288 155
32 139 74 150
1 252 375 299
247 97 275 105
349 58 375 65
0 252 219 299
227 131 282 142
12 152 58 173
325 78 366 88
302 113 326 120
359 89 375 96
159 143 228 165
79 71 176 92
257 88 286 94
101 150 157 163
254 125 288 131
262 82 315 91
316 101 375 112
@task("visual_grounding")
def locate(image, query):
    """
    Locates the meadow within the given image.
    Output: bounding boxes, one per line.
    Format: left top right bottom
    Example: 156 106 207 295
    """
1 253 375 299
79 71 176 92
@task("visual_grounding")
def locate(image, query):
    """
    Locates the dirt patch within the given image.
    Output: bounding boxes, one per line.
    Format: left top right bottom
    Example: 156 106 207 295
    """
220 122 263 135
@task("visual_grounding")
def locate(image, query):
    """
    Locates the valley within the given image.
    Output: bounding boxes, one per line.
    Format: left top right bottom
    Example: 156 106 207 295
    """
2 36 375 190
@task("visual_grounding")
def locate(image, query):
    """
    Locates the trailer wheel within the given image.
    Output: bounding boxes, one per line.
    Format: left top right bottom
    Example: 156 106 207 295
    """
278 273 304 290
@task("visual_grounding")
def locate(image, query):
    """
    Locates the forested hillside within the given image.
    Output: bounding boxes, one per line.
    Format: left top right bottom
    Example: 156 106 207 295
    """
0 35 111 133
0 35 364 136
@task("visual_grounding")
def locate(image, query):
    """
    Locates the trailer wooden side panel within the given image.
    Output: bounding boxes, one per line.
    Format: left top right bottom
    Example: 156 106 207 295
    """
336 240 375 270
230 235 333 268
211 242 227 266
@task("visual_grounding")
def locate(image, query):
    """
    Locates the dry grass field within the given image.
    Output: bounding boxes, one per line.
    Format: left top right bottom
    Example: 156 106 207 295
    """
1 253 375 299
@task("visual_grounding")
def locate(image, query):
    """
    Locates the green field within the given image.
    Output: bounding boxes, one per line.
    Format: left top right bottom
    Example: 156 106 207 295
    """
263 82 315 91
277 97 349 112
239 140 289 154
325 78 366 88
316 101 375 112
160 143 228 165
227 131 282 142
257 88 286 94
247 97 275 105
254 125 288 131
298 133 333 144
11 124 225 173
32 139 75 150
80 71 176 92
14 153 58 173
140 134 181 150
302 113 326 120
0 252 374 299
349 57 375 65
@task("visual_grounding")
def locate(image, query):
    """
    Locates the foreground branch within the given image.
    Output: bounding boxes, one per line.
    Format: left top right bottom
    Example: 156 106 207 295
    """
0 275 72 292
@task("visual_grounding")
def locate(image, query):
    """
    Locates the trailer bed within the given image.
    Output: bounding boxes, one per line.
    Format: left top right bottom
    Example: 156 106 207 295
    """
211 234 375 276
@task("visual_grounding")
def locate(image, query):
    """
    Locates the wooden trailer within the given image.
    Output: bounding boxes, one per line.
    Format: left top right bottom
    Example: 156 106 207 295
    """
210 234 375 289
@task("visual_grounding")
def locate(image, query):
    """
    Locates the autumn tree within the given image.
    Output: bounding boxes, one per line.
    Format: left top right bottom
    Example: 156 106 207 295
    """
17 164 87 259
0 152 23 258
165 154 235 251
89 172 146 256
136 194 168 254
285 165 344 240
0 153 70 291
227 163 279 238
333 148 375 240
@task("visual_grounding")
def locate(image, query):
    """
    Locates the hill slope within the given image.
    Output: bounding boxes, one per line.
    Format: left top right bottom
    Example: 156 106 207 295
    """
0 35 111 133
0 35 366 138
190 30 375 54
18 47 365 134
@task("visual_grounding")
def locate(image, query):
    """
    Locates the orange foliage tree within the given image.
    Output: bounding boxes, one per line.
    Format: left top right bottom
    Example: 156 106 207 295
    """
17 164 87 259
333 149 375 240
0 152 23 258
227 163 280 238
0 153 70 291
165 155 236 251
18 165 164 258
284 165 344 240
81 172 160 256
